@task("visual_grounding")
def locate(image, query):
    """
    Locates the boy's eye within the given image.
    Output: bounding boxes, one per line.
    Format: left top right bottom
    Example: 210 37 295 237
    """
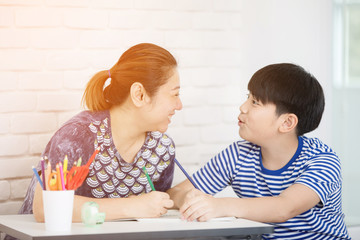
251 96 260 105
246 93 260 105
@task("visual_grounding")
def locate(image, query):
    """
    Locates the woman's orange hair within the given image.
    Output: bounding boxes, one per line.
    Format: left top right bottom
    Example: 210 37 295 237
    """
82 43 177 111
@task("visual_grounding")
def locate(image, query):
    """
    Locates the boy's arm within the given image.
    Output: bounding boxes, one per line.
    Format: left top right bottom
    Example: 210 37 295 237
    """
178 183 320 223
233 183 320 222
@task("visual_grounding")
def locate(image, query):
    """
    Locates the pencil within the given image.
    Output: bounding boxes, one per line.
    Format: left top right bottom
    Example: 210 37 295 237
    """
142 166 155 191
63 155 68 172
174 158 199 190
32 166 44 190
86 147 100 167
56 164 61 191
63 155 68 184
40 158 46 190
59 162 66 190
77 157 82 167
45 161 51 191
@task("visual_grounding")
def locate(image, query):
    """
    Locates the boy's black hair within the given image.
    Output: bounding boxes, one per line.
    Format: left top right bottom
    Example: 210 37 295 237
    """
248 63 325 136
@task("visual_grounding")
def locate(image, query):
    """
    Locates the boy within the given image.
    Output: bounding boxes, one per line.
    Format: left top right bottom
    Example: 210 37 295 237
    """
168 63 350 239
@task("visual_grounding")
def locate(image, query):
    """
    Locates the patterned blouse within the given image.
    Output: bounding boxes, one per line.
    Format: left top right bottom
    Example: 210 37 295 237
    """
19 110 175 214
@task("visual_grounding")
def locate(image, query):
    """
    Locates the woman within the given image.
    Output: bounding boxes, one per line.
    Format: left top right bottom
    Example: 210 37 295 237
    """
20 43 182 222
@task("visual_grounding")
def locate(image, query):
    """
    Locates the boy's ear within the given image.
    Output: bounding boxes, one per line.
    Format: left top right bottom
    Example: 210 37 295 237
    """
279 113 298 133
130 82 149 107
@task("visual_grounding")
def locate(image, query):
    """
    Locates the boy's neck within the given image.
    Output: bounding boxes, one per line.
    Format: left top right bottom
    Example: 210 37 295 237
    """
260 135 299 171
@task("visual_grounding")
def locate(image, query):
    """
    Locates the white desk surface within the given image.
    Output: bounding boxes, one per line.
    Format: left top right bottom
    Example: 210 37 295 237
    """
0 214 274 240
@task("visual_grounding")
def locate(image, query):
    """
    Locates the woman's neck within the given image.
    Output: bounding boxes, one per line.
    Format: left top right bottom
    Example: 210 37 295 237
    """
109 105 147 163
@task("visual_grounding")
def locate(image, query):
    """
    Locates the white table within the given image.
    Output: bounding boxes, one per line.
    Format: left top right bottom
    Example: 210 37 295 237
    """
0 214 274 240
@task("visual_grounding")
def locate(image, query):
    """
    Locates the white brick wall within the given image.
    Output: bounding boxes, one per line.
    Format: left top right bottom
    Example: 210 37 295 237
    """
0 7 14 27
0 0 333 216
0 93 37 113
0 181 10 201
15 7 62 27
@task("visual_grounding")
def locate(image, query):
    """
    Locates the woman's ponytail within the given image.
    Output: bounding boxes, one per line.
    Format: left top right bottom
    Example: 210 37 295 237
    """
82 70 112 111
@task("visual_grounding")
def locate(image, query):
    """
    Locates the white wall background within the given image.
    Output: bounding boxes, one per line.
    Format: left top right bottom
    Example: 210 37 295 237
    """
0 0 335 217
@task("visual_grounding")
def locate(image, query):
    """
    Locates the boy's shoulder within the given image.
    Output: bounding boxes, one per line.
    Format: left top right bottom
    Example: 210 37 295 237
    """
301 136 336 155
234 139 261 154
236 139 259 147
299 136 340 167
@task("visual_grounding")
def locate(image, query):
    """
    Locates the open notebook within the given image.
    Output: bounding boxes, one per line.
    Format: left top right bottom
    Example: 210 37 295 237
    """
110 209 236 222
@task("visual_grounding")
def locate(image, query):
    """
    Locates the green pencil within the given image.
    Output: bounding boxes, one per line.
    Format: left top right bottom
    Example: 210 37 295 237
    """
142 166 155 191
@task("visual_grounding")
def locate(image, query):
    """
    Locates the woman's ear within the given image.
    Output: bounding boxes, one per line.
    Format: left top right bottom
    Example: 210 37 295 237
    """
279 113 298 133
130 82 147 107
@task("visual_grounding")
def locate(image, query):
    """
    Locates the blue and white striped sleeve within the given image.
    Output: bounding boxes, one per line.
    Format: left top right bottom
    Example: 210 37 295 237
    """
295 152 342 206
192 142 239 195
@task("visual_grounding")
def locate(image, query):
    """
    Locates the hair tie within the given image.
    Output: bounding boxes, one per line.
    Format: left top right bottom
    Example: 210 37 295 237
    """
108 69 111 79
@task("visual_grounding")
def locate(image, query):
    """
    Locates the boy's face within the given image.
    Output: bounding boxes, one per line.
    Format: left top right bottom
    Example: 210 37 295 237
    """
238 93 282 145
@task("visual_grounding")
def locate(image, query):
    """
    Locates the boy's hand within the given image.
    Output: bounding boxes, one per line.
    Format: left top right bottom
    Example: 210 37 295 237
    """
179 189 222 222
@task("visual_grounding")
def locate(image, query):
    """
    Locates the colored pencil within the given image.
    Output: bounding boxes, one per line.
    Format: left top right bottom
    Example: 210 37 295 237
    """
63 155 68 184
77 157 82 167
59 162 66 190
56 164 61 191
32 166 44 190
40 158 46 190
142 166 155 191
45 161 51 191
174 158 199 190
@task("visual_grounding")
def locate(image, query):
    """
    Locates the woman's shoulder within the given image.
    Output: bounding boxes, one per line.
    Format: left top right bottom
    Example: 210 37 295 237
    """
57 110 109 132
42 111 105 168
46 111 109 148
64 110 110 126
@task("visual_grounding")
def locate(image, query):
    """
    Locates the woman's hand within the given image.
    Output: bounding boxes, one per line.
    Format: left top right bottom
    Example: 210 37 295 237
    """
179 188 223 222
132 191 174 218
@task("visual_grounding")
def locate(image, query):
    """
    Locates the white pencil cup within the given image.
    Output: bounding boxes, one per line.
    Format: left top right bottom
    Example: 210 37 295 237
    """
42 190 74 231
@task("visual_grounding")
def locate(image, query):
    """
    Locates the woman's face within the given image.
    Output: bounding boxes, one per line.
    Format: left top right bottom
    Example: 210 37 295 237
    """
144 69 182 133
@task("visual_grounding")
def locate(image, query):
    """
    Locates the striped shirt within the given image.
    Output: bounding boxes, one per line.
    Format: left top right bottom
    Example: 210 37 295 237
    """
192 136 350 240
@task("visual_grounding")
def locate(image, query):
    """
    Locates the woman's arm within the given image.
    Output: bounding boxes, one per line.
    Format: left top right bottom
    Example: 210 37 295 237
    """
33 183 174 222
167 179 194 209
